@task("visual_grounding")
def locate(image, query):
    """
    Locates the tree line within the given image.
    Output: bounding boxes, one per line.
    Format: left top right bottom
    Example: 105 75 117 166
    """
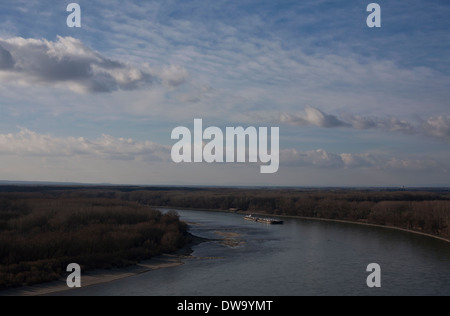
0 192 189 289
117 188 450 240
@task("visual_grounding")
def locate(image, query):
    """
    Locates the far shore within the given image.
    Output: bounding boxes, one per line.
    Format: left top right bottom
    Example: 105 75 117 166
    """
157 206 450 243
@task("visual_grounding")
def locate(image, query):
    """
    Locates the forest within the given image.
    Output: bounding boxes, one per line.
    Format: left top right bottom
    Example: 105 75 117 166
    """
0 185 449 289
0 190 189 289
116 187 450 240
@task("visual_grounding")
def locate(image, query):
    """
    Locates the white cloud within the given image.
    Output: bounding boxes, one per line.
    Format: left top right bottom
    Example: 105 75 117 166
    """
279 107 450 143
281 148 345 168
421 116 450 141
0 128 170 162
0 36 189 94
160 64 189 89
280 148 445 172
280 106 348 128
344 114 416 134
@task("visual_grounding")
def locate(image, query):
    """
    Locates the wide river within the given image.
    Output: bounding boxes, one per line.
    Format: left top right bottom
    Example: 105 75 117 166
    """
59 209 450 296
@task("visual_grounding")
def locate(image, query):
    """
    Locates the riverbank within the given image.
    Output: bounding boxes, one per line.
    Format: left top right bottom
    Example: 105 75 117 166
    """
156 206 450 244
248 212 450 244
0 232 208 296
0 255 184 296
0 195 191 290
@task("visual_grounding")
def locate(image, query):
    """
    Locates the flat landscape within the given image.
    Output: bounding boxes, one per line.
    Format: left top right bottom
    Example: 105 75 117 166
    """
0 185 448 291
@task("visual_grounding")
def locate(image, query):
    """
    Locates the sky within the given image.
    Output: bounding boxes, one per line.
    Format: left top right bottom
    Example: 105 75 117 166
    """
0 0 449 187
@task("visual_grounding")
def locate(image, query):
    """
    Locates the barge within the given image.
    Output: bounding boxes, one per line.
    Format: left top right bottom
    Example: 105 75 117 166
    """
244 214 284 225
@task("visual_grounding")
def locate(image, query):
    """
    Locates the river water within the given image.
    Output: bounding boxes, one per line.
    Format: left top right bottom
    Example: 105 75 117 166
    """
59 209 450 296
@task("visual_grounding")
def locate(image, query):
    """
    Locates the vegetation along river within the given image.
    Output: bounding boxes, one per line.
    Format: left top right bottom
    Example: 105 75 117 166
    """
57 209 450 296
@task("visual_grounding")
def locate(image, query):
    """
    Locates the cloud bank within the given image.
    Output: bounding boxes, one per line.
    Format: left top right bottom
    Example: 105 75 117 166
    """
280 107 450 143
0 129 445 174
280 148 445 172
0 129 170 162
280 107 349 128
0 36 189 93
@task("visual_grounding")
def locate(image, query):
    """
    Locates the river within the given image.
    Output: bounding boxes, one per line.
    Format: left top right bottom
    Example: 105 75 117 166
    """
57 209 450 296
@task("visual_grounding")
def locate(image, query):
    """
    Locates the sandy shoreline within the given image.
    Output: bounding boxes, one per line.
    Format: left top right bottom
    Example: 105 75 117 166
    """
0 230 208 297
0 254 186 296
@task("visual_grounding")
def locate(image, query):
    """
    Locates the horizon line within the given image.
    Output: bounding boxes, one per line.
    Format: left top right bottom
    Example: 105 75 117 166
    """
0 180 449 191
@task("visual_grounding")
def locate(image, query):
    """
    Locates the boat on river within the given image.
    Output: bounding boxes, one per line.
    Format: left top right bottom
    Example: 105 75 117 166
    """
244 214 284 225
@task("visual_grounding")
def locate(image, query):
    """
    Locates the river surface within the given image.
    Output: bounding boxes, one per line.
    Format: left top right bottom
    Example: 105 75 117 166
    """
59 209 450 296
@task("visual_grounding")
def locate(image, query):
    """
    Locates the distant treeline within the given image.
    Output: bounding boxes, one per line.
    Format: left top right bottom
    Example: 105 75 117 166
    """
0 192 189 289
116 187 450 240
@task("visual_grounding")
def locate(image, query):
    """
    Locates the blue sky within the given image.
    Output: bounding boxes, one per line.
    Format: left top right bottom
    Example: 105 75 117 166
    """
0 0 449 186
